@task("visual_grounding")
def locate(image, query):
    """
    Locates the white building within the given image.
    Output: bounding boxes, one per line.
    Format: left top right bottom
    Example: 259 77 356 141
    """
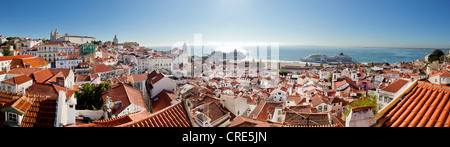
55 53 83 69
0 55 37 72
50 28 95 45
137 56 173 74
147 71 176 98
37 41 73 63
376 79 411 111
319 68 334 79
428 71 450 85
220 94 248 117
269 88 288 102
0 35 6 44
0 74 33 93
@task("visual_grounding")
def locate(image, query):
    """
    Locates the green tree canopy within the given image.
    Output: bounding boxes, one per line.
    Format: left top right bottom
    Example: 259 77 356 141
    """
343 92 378 118
428 49 444 62
75 82 110 110
278 70 289 76
2 46 12 56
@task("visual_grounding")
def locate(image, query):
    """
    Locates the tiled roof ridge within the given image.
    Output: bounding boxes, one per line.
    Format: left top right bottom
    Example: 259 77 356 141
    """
418 80 450 91
118 101 191 127
122 84 139 99
93 112 134 123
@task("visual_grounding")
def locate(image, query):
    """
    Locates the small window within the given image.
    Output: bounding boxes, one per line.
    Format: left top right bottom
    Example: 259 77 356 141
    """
8 112 18 123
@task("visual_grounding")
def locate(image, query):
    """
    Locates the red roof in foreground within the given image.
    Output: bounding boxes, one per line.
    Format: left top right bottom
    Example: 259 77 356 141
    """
69 102 192 127
377 81 450 127
0 91 58 127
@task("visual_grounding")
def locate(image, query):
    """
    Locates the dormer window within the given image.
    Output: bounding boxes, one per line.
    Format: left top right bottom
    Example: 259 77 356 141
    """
7 112 18 123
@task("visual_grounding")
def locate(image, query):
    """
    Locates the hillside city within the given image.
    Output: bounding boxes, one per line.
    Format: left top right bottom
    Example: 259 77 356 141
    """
0 30 449 127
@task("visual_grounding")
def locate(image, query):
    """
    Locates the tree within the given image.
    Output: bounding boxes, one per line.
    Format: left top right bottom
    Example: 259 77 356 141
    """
343 92 378 118
319 62 323 67
2 46 12 56
428 49 444 62
91 40 102 45
278 70 288 76
328 73 333 83
75 82 110 110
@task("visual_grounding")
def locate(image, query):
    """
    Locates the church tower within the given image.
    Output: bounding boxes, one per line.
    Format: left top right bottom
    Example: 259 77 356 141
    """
113 35 119 45
50 29 54 40
50 28 59 41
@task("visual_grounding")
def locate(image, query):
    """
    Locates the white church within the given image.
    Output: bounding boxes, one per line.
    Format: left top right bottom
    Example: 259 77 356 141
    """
50 28 96 44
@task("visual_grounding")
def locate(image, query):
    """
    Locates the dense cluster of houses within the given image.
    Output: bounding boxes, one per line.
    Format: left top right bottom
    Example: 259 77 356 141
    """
1 34 450 127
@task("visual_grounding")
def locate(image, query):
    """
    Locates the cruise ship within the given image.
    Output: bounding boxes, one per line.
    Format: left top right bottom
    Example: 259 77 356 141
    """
299 53 357 64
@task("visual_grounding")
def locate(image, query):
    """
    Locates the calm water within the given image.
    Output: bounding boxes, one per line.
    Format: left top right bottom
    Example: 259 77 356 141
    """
149 45 447 64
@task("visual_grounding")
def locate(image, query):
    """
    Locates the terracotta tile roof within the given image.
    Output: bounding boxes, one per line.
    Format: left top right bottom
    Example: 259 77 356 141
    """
149 73 165 84
76 75 90 82
31 69 54 83
93 64 111 73
0 55 35 61
102 84 147 115
247 101 283 121
67 54 81 59
20 97 57 127
430 71 450 77
48 69 71 77
26 83 74 100
191 102 230 126
10 57 49 68
2 74 33 85
120 102 192 127
69 110 152 127
151 89 178 113
228 116 282 127
131 73 148 82
75 102 192 127
377 81 450 127
0 92 57 127
10 96 32 114
382 79 409 93
45 71 65 85
7 68 43 76
112 76 127 84
310 93 330 107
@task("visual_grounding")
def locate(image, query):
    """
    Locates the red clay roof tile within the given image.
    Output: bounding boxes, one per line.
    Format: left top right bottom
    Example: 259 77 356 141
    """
378 81 450 127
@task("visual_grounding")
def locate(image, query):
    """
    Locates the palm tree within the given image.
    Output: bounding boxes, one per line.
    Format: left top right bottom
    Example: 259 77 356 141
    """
75 82 110 110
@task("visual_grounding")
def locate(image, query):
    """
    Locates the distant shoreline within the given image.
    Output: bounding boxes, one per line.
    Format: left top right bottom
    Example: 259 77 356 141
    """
147 45 448 64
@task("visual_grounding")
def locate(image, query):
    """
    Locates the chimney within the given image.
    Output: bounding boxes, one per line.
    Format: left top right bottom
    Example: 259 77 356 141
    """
56 77 65 87
56 90 67 127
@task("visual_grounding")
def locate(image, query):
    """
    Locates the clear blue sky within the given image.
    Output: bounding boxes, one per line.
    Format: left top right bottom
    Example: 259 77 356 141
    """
1 0 450 48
